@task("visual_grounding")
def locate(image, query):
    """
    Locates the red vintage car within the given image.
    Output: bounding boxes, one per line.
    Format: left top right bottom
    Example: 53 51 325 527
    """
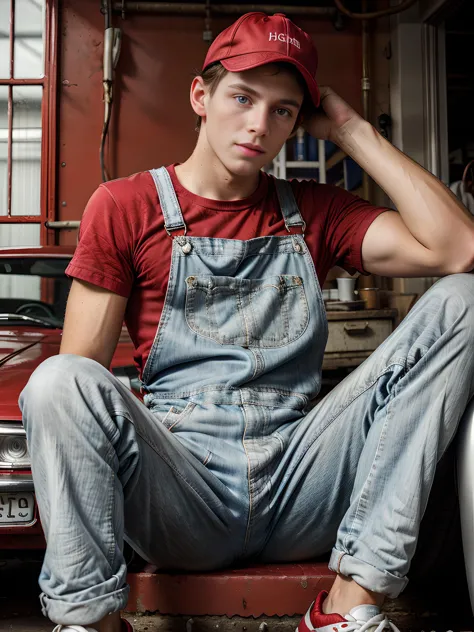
0 246 139 549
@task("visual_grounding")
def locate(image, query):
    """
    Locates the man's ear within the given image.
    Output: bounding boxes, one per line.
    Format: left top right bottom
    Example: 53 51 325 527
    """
190 76 207 119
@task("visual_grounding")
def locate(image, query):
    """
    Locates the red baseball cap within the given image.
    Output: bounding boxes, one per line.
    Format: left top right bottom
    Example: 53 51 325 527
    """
202 12 320 108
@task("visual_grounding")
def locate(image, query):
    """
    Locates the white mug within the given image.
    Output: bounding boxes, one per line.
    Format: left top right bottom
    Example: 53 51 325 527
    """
336 277 356 302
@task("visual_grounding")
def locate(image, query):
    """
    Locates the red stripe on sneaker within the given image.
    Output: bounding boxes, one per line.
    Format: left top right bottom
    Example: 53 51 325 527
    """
298 614 313 632
307 591 347 629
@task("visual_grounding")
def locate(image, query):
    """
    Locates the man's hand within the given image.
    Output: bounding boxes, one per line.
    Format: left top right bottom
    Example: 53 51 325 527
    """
303 87 364 144
302 88 474 277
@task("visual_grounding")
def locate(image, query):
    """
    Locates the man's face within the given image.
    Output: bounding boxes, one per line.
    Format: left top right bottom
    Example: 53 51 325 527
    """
202 65 304 177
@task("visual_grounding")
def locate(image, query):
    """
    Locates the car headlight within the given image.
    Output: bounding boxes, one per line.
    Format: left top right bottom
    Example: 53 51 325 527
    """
0 423 30 469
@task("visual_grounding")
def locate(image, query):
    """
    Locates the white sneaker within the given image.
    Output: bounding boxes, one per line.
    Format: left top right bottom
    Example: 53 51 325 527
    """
52 628 96 632
52 620 133 632
297 590 400 632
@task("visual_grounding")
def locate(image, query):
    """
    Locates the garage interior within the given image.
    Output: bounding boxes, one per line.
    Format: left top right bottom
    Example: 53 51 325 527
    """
2 0 474 630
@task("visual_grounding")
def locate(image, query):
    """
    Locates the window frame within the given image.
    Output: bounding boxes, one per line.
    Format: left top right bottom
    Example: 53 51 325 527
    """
0 0 59 246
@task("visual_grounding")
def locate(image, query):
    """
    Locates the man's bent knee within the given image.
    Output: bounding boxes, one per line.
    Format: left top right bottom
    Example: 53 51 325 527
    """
425 273 474 328
432 273 474 305
19 354 108 424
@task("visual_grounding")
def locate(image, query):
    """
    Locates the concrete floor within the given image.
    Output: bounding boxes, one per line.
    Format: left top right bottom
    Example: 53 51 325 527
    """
2 551 474 632
2 529 472 632
0 558 46 632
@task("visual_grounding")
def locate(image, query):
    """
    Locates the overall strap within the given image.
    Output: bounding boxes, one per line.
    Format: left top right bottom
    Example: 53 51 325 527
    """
273 177 306 234
149 167 187 235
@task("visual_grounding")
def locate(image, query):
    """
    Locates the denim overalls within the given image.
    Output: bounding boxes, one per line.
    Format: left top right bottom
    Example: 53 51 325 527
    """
139 166 326 534
20 167 474 624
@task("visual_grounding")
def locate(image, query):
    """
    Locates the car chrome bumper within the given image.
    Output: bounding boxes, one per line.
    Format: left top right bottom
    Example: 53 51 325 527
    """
0 473 34 492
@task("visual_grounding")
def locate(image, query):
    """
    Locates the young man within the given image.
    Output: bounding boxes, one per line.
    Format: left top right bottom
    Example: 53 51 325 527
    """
20 11 474 632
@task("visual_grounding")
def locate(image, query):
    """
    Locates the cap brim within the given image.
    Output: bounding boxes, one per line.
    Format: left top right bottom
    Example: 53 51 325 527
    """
220 52 320 108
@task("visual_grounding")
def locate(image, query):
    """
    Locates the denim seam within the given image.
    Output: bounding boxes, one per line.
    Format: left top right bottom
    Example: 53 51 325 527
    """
145 384 309 402
160 406 178 427
111 573 121 592
393 345 462 467
274 430 285 450
249 348 260 380
302 245 328 329
262 409 275 520
331 547 407 584
343 392 393 551
295 362 405 469
241 400 254 555
176 247 298 257
106 467 116 570
96 414 127 574
183 295 310 350
39 584 129 618
238 283 251 347
175 251 296 257
164 402 196 431
237 402 303 409
112 409 227 520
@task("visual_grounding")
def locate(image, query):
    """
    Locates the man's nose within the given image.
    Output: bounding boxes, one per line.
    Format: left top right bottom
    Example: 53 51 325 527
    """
247 107 270 136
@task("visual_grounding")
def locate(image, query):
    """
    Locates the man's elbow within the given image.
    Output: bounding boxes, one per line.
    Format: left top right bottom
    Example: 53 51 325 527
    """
442 242 474 275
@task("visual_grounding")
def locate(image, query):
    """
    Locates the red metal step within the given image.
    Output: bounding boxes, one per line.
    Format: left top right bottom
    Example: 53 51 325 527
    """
126 563 336 617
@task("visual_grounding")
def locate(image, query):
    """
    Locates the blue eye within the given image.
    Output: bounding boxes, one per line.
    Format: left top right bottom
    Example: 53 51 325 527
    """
236 95 249 105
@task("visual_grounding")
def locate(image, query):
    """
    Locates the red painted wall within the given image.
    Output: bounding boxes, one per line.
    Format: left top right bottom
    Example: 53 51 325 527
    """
57 1 364 243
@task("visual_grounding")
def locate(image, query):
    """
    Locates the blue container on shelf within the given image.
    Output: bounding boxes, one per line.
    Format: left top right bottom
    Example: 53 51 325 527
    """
307 135 318 161
305 138 339 162
325 140 337 159
345 157 363 190
294 128 306 161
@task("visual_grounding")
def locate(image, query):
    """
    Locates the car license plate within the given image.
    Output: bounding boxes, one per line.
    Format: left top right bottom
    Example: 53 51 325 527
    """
0 492 35 525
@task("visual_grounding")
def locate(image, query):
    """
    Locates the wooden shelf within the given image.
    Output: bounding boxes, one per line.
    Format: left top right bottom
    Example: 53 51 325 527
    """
326 309 398 321
326 149 346 169
285 161 320 168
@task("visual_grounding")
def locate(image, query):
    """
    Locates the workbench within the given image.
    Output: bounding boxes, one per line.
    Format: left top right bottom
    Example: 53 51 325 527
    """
323 309 398 370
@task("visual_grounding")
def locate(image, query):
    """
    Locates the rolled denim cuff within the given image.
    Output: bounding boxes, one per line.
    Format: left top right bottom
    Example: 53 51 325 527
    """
40 583 130 625
329 548 408 599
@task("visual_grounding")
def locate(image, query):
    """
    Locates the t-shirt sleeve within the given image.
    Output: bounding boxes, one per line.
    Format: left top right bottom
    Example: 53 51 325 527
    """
65 185 134 297
312 183 388 275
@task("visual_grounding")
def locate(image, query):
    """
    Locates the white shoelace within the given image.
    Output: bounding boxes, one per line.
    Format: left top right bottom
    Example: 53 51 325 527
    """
52 626 95 632
342 613 401 632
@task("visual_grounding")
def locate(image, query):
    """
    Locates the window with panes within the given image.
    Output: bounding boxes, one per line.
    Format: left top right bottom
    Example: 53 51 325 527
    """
0 0 57 247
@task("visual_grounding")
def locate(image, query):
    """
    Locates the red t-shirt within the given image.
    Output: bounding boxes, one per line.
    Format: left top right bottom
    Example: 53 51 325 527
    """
66 164 387 377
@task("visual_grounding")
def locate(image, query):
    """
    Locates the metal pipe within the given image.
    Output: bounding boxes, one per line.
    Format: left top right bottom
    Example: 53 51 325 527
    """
102 0 112 28
113 3 337 17
334 0 418 20
45 221 81 229
7 0 15 217
361 0 370 201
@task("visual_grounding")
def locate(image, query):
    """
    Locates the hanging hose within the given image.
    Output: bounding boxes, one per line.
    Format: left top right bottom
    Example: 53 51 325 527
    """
334 0 419 199
203 0 213 43
334 0 418 20
100 96 112 183
100 0 122 182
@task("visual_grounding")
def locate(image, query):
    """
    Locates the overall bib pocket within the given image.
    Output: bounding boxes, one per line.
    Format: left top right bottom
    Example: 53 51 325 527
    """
184 274 309 348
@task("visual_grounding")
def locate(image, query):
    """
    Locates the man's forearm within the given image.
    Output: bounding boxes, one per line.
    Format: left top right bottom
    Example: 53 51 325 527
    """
335 119 474 270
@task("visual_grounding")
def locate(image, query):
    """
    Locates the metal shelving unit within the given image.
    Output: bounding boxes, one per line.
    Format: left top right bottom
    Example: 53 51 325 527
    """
272 138 327 182
270 138 364 195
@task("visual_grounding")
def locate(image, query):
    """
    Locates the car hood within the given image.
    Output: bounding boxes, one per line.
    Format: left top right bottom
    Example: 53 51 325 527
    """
0 326 136 420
